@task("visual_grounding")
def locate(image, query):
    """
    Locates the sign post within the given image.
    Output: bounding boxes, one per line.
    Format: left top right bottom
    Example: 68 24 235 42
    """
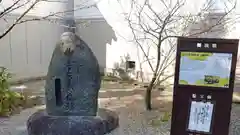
170 37 239 135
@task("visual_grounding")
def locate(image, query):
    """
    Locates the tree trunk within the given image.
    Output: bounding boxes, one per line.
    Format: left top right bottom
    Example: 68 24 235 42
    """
145 41 161 110
145 86 152 110
145 75 156 110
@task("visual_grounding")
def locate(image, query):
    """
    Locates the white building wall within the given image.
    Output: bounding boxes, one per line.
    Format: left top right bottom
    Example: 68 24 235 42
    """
0 15 115 80
76 18 117 72
0 0 240 81
0 15 64 80
0 0 105 80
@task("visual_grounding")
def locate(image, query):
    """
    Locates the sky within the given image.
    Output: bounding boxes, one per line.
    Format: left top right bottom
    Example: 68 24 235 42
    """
0 0 238 17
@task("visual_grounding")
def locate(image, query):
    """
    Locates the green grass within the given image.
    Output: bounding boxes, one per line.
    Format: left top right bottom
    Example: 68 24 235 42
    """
149 112 171 127
179 78 229 88
179 80 188 84
195 78 229 87
181 52 213 61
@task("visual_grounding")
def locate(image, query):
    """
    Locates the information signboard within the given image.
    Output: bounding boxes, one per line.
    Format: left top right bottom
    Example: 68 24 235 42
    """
170 37 239 135
179 52 232 88
187 101 214 133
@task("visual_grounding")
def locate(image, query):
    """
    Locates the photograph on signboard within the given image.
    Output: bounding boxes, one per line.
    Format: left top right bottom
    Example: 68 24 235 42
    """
179 52 232 88
187 101 214 133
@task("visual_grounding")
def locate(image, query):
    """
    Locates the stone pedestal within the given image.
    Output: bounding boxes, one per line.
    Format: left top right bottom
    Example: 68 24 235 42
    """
27 108 119 135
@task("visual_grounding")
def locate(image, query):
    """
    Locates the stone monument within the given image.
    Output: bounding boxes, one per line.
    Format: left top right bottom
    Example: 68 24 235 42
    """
26 32 119 135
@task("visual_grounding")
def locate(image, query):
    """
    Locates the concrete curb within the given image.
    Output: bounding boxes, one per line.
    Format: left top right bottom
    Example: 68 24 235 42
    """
10 76 46 85
9 73 106 85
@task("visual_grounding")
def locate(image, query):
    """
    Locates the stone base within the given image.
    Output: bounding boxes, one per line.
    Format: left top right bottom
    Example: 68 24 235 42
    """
27 108 119 135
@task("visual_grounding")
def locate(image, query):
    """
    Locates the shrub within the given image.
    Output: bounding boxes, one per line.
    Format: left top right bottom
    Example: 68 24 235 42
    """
0 67 23 116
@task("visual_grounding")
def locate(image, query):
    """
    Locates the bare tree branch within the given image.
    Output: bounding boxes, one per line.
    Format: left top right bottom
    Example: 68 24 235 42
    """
125 2 155 72
118 0 237 110
0 0 39 39
0 0 22 17
0 0 99 40
0 0 32 18
156 74 174 85
16 4 96 24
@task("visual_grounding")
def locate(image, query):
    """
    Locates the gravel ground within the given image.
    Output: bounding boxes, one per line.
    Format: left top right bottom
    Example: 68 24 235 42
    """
0 89 240 135
1 80 239 135
0 103 239 135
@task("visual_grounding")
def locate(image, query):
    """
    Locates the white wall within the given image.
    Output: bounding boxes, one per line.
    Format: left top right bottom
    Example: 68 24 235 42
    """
0 15 115 80
1 0 240 82
0 0 106 80
76 18 117 72
0 15 64 80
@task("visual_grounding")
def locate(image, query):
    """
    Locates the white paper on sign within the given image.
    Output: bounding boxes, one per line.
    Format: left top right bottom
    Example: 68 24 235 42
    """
187 101 214 133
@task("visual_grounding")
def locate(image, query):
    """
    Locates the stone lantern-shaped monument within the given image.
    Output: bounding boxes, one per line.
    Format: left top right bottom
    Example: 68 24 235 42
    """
26 1 119 135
